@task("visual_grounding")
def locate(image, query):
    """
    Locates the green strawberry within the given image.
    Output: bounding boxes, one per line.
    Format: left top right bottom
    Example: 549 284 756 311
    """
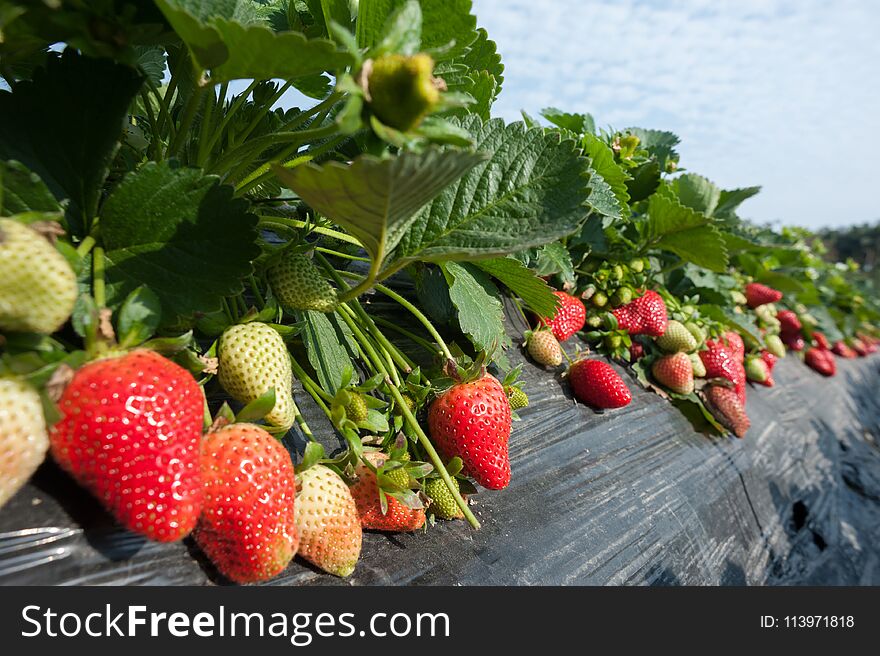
268 253 337 313
764 334 786 358
346 392 369 423
689 352 707 377
506 386 529 410
367 53 440 132
218 322 296 428
684 321 706 346
0 377 49 509
424 476 464 520
656 320 698 353
0 218 77 334
383 457 411 490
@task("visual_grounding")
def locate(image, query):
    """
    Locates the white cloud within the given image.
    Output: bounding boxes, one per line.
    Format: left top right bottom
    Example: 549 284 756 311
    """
474 0 880 228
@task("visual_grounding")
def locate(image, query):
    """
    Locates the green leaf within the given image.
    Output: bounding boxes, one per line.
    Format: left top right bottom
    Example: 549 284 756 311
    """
584 163 624 220
299 440 327 471
626 127 680 169
0 160 61 215
541 107 595 135
359 408 390 432
388 117 591 267
436 27 504 119
357 0 477 60
274 148 485 264
473 257 558 317
235 387 278 423
714 186 761 220
697 304 762 344
625 159 661 203
100 162 260 325
156 0 353 82
443 261 506 353
581 133 629 210
414 265 455 325
301 310 357 395
673 173 720 217
134 46 167 85
647 193 728 272
534 242 575 284
0 50 143 236
117 286 162 348
370 0 422 56
754 269 805 294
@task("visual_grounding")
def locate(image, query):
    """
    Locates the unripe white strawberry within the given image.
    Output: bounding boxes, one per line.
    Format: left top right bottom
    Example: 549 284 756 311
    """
0 378 49 509
0 219 77 334
218 322 296 428
294 465 362 577
527 330 563 366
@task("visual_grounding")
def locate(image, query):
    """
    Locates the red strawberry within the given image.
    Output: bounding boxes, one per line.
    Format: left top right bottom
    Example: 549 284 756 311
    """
805 347 836 377
652 352 694 394
612 290 668 337
760 349 778 371
722 331 745 362
832 341 857 358
539 291 586 342
50 350 203 542
428 373 511 490
568 359 632 409
700 342 747 405
629 341 645 361
777 310 802 335
350 452 425 532
194 423 299 583
745 282 782 308
704 385 750 438
812 331 830 350
782 333 805 351
851 338 869 357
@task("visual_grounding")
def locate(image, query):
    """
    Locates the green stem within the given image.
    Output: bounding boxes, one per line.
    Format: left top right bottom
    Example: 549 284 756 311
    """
257 216 362 247
384 379 480 529
145 75 177 149
257 219 299 238
348 302 415 374
249 275 265 308
299 373 333 420
367 278 454 362
235 133 347 196
233 80 292 146
289 356 333 403
76 235 96 258
199 79 259 163
315 247 371 262
196 83 223 166
92 246 106 307
223 297 239 323
210 123 338 178
169 82 207 160
337 306 390 378
290 397 314 441
338 255 381 304
138 88 161 159
372 316 437 354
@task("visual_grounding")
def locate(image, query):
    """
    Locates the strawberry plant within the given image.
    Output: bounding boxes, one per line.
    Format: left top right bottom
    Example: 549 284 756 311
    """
0 0 878 584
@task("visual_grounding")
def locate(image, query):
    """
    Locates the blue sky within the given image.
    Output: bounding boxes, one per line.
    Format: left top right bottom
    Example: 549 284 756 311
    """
473 0 880 229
